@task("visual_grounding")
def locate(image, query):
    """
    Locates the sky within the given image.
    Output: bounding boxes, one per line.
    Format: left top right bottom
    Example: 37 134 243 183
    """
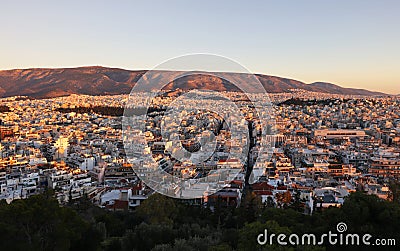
0 0 399 94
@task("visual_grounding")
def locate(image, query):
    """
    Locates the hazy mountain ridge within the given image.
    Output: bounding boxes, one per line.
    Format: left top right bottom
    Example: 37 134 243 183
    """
0 66 386 98
309 82 385 96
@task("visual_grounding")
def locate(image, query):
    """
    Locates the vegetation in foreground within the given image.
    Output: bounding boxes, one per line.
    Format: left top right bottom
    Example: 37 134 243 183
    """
0 190 399 251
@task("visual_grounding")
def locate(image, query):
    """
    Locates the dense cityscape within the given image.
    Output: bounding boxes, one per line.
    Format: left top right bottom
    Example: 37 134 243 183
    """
0 90 399 209
0 88 399 250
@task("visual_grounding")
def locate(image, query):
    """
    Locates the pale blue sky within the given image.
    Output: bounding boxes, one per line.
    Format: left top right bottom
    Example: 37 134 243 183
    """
0 0 399 93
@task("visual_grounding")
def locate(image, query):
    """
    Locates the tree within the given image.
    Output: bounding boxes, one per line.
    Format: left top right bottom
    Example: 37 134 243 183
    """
0 191 92 251
276 191 292 208
135 193 178 225
121 223 176 251
235 191 263 226
290 190 305 213
338 192 400 238
264 196 275 208
238 220 292 251
388 180 400 203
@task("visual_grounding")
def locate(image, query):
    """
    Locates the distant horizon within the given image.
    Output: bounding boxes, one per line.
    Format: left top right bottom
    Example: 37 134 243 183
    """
0 64 396 95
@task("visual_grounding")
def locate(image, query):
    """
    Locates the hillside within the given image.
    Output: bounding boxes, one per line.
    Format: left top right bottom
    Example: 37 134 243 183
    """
0 66 386 98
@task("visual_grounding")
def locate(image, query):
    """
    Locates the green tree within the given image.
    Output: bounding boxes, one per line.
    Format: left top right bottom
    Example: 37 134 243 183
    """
135 193 178 225
235 191 263 225
388 180 400 203
238 220 292 251
0 191 91 251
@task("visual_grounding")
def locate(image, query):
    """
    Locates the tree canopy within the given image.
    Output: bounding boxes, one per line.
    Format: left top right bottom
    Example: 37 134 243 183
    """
1 191 399 250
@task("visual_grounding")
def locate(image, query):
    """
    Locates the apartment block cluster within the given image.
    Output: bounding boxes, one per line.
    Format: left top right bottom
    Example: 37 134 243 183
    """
0 95 149 210
0 90 399 213
257 94 400 213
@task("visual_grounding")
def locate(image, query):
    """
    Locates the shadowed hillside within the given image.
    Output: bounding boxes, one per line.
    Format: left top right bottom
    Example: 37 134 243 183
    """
0 66 386 98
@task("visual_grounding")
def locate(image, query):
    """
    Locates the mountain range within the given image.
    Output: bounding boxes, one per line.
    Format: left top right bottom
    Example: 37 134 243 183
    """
0 66 386 98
